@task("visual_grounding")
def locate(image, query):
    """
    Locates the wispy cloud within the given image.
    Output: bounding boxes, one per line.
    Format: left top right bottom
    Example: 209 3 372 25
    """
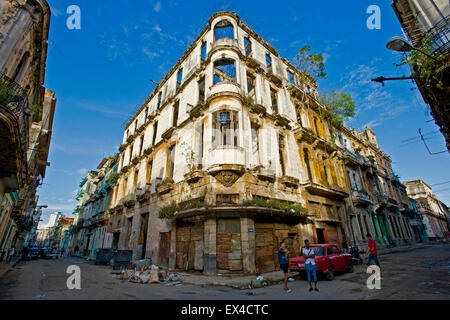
77 168 87 176
153 1 161 13
142 48 160 59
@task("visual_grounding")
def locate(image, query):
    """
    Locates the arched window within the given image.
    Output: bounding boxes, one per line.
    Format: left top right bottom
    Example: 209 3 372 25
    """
212 110 239 147
303 148 313 181
214 20 234 41
213 58 235 84
201 41 207 61
176 68 183 92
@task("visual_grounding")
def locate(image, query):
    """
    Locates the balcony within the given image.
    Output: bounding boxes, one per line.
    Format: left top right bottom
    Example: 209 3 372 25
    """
209 38 242 57
0 72 30 192
302 181 348 199
351 190 371 207
123 193 136 208
280 176 300 189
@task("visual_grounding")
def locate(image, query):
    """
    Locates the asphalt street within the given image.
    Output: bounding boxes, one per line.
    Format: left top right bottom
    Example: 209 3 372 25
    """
0 243 448 300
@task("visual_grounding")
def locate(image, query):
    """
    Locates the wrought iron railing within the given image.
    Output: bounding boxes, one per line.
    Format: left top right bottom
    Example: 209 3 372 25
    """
424 15 450 55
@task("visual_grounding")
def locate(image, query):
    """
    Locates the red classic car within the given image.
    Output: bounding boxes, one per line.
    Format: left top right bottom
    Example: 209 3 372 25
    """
288 244 353 280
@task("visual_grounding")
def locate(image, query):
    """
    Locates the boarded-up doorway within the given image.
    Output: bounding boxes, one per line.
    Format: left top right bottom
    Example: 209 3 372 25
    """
255 225 277 273
158 232 171 267
175 224 204 271
217 218 242 271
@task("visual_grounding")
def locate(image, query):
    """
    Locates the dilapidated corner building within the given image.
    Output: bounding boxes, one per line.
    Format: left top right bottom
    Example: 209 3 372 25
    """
89 11 423 276
107 11 354 275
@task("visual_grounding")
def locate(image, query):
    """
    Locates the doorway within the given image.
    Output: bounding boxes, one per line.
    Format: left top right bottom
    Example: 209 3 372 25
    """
139 214 149 259
316 228 326 244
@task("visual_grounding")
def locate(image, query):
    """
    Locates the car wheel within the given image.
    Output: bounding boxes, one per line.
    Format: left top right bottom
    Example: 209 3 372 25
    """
346 264 354 273
325 267 334 281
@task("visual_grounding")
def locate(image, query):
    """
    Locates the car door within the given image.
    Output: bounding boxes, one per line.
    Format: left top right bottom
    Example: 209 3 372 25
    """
326 245 343 270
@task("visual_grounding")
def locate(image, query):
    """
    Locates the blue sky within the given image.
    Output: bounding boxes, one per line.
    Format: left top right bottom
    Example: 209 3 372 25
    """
37 0 450 225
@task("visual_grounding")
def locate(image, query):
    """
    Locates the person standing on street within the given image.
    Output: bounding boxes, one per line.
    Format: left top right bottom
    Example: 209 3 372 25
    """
365 234 382 278
6 247 15 263
278 241 291 293
302 240 318 292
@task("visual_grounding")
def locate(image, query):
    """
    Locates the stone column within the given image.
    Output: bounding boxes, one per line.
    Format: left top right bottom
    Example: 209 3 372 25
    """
203 217 217 275
240 216 255 274
169 223 177 271
371 213 383 244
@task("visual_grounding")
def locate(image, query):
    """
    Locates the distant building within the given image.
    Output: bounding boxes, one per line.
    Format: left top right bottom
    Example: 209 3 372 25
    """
404 179 449 240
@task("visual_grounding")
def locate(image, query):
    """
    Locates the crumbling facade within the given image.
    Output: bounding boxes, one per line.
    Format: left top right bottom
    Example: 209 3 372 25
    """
67 11 426 275
0 0 54 260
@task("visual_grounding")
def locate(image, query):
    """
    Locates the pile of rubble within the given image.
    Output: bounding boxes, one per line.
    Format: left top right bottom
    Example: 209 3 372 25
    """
114 263 182 286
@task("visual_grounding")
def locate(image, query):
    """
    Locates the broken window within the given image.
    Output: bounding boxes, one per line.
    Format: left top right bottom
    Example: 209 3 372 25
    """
265 54 272 72
201 41 207 61
313 117 320 137
173 100 179 127
145 107 148 120
198 76 205 103
214 19 234 41
270 88 278 114
135 119 138 134
288 70 295 84
213 58 235 84
247 72 256 97
157 92 162 109
212 110 239 147
176 68 183 92
244 37 252 56
152 121 158 145
129 144 134 162
323 157 328 184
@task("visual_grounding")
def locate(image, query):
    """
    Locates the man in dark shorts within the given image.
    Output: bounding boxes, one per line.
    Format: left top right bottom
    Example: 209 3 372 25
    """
278 241 291 293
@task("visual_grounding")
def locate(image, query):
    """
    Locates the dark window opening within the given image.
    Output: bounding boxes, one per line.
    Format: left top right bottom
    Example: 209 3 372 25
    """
213 58 235 84
247 72 256 97
304 148 312 181
212 110 239 147
198 76 205 103
270 88 278 114
251 124 259 154
201 41 207 61
176 68 183 92
278 134 286 175
139 135 144 155
316 229 325 244
12 52 30 82
313 117 320 137
157 92 162 109
214 20 234 41
173 100 179 127
244 37 252 56
152 121 158 145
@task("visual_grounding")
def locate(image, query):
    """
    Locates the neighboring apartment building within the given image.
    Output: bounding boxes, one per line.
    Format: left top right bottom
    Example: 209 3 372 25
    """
62 11 418 276
391 0 450 151
404 179 450 240
0 0 55 260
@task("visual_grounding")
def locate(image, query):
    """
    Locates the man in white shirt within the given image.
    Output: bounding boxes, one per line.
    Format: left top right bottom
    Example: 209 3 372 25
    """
302 240 318 292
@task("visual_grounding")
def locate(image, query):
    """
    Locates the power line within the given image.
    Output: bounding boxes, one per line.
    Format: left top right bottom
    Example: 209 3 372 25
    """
418 128 447 155
430 181 450 187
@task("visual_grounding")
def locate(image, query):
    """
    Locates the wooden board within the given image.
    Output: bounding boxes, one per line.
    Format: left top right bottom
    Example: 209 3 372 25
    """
255 227 276 273
176 225 204 271
216 218 242 271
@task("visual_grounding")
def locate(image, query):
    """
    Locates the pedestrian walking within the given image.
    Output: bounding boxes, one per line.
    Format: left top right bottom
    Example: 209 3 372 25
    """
60 247 65 257
278 241 291 293
365 234 382 278
302 240 318 292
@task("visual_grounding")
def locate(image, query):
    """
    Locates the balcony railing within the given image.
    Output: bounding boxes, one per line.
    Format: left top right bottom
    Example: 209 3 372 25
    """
424 16 450 55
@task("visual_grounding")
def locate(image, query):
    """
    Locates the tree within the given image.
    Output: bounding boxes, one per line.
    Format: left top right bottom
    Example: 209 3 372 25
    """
292 45 327 80
320 90 355 127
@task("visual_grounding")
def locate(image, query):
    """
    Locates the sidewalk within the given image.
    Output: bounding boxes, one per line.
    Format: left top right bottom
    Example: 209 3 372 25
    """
0 257 21 280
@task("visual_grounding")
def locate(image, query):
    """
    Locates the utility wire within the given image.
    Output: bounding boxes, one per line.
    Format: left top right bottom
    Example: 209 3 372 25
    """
418 128 447 155
430 181 450 187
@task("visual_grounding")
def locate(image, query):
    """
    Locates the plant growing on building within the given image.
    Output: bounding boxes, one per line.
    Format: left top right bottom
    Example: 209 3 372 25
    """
292 45 327 80
0 79 14 105
367 155 376 163
400 36 447 90
320 90 355 127
180 141 198 171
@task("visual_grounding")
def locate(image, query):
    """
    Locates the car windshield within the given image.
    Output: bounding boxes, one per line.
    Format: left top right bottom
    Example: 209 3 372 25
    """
303 246 324 256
